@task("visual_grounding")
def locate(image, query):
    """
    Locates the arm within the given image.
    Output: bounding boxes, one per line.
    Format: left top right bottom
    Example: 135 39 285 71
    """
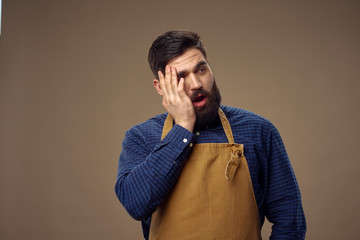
116 65 196 221
264 125 306 239
115 124 193 221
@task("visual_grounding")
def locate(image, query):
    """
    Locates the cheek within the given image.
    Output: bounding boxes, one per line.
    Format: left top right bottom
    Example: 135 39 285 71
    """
203 75 214 91
184 88 193 98
183 81 192 95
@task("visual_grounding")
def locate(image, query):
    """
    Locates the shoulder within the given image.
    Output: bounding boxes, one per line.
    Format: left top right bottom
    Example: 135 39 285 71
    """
221 106 283 153
126 112 168 140
221 105 273 129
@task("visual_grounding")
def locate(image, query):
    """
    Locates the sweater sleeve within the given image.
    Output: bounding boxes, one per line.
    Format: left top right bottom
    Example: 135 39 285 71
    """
115 124 194 221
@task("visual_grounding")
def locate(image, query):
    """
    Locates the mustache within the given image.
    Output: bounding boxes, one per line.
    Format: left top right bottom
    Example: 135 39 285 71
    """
190 88 210 101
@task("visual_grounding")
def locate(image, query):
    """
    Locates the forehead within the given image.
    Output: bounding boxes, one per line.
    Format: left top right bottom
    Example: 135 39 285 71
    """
168 48 207 71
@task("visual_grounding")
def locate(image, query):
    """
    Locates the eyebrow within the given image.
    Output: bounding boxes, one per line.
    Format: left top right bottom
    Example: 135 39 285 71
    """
177 61 207 78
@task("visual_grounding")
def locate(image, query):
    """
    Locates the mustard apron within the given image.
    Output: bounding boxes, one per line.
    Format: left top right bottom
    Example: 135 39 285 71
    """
149 109 262 240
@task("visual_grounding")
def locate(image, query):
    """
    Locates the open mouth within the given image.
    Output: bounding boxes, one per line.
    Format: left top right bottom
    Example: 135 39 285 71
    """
193 95 205 103
192 94 207 107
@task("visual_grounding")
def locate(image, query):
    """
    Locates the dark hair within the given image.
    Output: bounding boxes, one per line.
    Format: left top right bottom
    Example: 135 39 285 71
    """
148 30 207 78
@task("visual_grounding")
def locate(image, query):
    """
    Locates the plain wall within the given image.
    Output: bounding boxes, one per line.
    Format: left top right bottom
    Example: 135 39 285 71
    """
1 0 359 239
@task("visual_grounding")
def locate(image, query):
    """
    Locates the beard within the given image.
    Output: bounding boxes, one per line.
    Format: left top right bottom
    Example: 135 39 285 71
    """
191 80 222 130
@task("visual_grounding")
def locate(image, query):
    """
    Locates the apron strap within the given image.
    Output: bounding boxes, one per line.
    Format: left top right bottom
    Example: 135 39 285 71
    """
218 108 235 144
161 114 174 140
218 108 243 181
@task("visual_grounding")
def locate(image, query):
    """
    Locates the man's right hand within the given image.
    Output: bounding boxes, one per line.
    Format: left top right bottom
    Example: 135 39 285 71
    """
158 65 196 132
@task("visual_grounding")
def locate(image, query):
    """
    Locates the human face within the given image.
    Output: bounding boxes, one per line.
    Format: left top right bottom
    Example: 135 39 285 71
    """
168 48 221 129
167 48 215 108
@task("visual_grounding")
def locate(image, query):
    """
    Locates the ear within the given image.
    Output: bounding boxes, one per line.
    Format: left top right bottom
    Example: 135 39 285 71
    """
153 79 163 96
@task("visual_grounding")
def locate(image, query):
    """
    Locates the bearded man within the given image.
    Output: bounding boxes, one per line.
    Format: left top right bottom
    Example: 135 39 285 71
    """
115 30 306 240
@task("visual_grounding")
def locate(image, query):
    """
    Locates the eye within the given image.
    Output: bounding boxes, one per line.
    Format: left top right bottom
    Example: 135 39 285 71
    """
177 74 184 81
197 66 207 73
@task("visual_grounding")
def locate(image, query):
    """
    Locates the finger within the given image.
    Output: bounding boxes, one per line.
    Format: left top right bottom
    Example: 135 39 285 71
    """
158 70 167 96
158 70 164 82
177 77 185 94
171 66 178 93
164 65 175 100
164 65 172 94
157 69 164 81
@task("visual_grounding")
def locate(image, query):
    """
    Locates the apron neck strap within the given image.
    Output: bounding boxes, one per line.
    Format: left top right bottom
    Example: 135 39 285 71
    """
218 108 234 143
161 113 174 140
161 108 235 144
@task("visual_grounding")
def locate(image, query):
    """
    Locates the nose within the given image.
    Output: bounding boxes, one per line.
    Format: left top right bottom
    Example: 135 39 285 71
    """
188 73 202 90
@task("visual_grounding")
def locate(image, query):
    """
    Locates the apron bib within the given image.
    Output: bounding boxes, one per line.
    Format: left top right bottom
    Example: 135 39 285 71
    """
149 109 261 240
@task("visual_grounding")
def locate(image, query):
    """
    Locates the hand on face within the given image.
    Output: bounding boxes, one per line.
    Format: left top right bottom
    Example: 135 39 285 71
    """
158 65 196 132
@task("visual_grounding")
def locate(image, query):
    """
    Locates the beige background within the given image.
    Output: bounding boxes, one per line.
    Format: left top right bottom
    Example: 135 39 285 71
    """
1 0 359 239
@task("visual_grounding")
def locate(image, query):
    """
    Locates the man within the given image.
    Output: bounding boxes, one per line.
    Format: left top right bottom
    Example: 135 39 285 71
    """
115 30 306 239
